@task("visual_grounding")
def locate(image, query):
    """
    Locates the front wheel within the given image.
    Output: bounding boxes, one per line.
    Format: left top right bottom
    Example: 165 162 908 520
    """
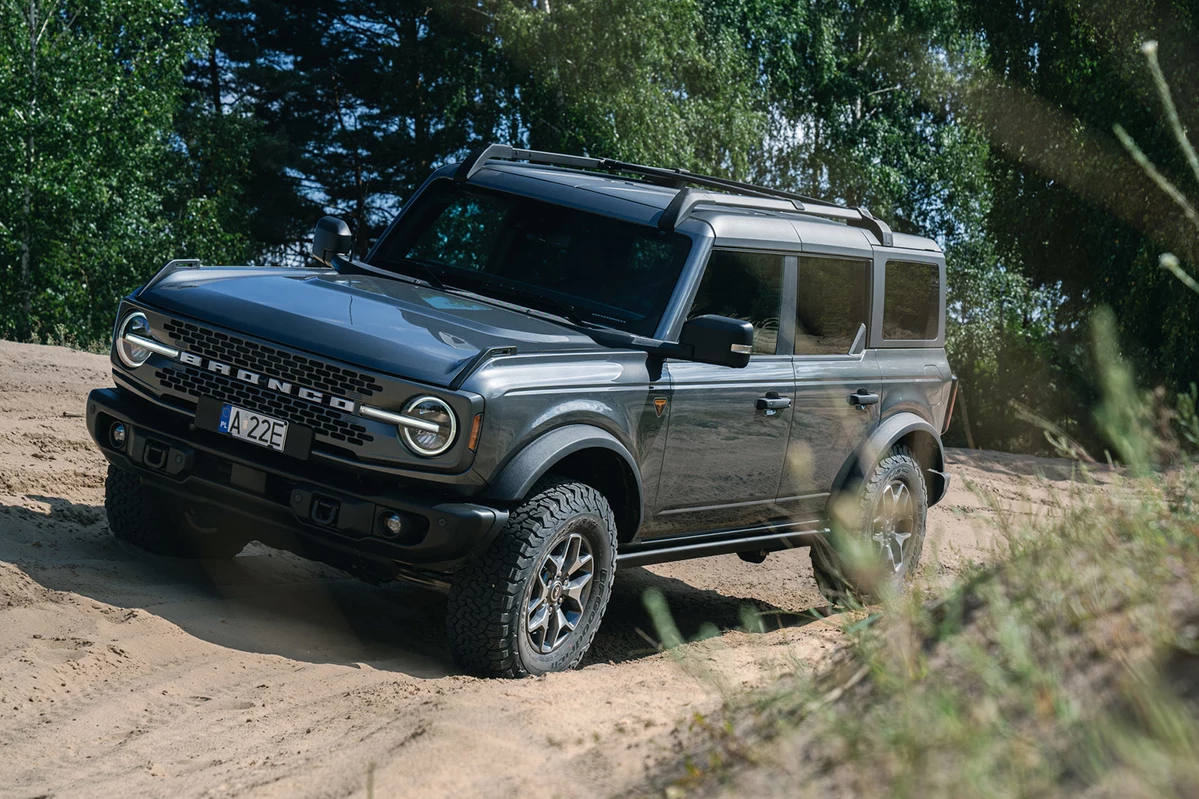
105 465 246 559
446 478 617 678
810 446 928 605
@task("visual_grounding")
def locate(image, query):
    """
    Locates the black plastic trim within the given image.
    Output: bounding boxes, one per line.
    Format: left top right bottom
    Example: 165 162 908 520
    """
86 387 508 575
617 522 825 567
483 424 645 531
833 411 948 507
448 345 518 391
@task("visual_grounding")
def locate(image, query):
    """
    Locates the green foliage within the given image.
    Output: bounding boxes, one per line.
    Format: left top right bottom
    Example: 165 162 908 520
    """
728 0 989 237
495 0 766 176
957 1 1199 401
0 0 254 345
1179 383 1199 449
1 0 1196 459
655 365 1199 797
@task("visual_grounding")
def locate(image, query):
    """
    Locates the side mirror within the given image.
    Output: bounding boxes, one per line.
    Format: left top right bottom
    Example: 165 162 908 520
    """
310 216 352 266
678 315 755 368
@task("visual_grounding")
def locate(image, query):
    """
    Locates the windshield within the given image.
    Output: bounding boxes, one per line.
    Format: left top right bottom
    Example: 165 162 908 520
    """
368 182 693 336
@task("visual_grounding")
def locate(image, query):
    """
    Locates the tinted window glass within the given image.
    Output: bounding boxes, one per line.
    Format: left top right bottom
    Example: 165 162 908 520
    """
795 257 869 355
883 261 940 340
407 194 506 271
370 183 692 336
689 251 783 355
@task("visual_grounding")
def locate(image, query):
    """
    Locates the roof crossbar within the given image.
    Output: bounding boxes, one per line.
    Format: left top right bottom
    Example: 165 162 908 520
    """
453 143 894 246
658 189 797 230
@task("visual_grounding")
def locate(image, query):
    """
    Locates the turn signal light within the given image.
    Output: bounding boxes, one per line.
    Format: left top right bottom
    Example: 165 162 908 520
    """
468 414 483 451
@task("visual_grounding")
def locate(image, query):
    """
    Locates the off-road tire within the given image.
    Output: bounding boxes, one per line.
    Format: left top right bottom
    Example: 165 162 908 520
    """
446 478 618 678
810 446 928 605
105 464 245 559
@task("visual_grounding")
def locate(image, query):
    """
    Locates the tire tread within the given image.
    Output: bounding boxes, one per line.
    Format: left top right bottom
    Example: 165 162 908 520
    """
446 478 617 678
104 465 243 559
811 445 927 604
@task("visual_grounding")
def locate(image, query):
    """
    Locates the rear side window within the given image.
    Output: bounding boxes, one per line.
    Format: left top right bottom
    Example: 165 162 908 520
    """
883 261 940 340
795 257 869 355
689 250 783 355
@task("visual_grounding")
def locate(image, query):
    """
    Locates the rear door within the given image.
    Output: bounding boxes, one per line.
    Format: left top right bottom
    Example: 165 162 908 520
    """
777 253 881 520
647 249 795 537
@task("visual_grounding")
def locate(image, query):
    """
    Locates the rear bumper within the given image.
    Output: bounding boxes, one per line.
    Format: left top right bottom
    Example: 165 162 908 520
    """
86 387 508 579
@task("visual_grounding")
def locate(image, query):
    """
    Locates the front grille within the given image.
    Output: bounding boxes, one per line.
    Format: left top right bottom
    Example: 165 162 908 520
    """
161 319 383 398
157 366 376 447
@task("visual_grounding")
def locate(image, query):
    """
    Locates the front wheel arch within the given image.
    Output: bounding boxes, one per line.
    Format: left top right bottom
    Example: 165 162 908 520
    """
482 425 643 541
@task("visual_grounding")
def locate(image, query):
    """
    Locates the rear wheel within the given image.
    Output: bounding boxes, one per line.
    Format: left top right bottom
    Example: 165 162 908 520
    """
104 465 245 559
446 478 617 678
810 446 928 605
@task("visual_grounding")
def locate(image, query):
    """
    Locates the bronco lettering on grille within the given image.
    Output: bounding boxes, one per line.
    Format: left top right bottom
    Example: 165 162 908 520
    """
174 349 357 412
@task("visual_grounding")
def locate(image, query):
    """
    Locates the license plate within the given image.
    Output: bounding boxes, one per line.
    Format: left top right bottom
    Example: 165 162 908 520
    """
219 404 288 452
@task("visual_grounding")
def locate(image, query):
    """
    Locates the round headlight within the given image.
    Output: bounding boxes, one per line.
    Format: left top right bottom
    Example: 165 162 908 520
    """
116 312 153 368
399 396 458 457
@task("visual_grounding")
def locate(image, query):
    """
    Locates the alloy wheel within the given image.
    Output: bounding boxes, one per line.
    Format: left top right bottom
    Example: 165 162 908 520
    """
526 531 595 654
871 479 915 574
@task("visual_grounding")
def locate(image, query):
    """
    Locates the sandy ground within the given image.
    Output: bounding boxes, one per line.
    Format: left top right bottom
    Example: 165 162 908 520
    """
0 340 1113 799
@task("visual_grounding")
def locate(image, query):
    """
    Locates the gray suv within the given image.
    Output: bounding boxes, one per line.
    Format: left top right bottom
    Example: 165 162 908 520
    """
86 145 956 677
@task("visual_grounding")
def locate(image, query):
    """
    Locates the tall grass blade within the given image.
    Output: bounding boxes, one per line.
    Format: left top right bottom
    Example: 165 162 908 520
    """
1114 124 1199 232
1141 41 1199 190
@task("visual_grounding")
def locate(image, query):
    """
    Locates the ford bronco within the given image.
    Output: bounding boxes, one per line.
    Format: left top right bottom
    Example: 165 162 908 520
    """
86 144 956 677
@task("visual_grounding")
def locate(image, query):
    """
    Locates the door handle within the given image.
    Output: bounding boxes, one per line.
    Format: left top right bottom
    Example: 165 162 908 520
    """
756 395 792 411
848 390 880 408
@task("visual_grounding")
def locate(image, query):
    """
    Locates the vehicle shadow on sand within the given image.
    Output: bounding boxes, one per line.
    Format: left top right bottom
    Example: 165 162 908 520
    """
0 495 829 678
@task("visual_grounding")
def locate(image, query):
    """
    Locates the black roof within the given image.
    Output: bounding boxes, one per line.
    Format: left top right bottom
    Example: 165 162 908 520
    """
453 143 894 246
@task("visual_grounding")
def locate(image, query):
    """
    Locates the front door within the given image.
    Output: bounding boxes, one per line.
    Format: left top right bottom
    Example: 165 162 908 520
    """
777 254 881 521
648 249 794 537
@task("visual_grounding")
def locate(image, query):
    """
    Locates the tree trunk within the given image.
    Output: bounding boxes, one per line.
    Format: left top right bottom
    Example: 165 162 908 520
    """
19 0 40 339
958 393 978 450
208 45 221 114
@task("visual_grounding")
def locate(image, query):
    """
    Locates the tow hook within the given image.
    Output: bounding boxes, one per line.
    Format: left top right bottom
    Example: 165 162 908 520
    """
310 495 341 527
143 440 169 470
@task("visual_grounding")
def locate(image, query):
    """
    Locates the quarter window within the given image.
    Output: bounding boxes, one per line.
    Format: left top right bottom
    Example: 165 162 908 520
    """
795 257 870 355
883 261 940 340
689 250 784 355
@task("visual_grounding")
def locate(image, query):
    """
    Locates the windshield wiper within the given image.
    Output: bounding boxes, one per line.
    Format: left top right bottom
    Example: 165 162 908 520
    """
469 286 602 329
372 257 611 330
389 257 447 290
331 254 448 291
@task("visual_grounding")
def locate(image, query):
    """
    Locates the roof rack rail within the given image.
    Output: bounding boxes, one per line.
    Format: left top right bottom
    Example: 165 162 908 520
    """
453 143 894 246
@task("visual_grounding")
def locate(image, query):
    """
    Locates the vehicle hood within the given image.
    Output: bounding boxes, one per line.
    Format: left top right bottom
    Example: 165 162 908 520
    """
139 266 599 386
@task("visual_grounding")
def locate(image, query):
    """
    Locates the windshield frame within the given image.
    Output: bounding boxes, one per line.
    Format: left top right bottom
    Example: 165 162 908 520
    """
366 177 701 338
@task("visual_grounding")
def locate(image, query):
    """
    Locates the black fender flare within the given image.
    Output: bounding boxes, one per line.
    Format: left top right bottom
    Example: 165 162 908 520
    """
482 424 645 530
833 412 948 506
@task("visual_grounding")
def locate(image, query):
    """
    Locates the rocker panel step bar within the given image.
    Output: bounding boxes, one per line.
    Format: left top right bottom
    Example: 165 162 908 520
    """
616 525 826 568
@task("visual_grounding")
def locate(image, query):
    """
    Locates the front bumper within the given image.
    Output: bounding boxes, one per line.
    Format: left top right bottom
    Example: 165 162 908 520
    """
86 387 508 580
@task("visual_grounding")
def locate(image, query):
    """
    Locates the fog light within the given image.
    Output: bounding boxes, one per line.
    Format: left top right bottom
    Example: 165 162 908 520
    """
110 423 127 449
379 512 404 539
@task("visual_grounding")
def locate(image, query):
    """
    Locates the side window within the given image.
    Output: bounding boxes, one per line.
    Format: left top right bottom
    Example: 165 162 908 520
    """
883 261 940 340
689 250 784 355
795 257 870 355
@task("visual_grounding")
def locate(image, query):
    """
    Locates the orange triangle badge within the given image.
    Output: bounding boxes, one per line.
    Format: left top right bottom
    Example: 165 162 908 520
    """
653 397 667 417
